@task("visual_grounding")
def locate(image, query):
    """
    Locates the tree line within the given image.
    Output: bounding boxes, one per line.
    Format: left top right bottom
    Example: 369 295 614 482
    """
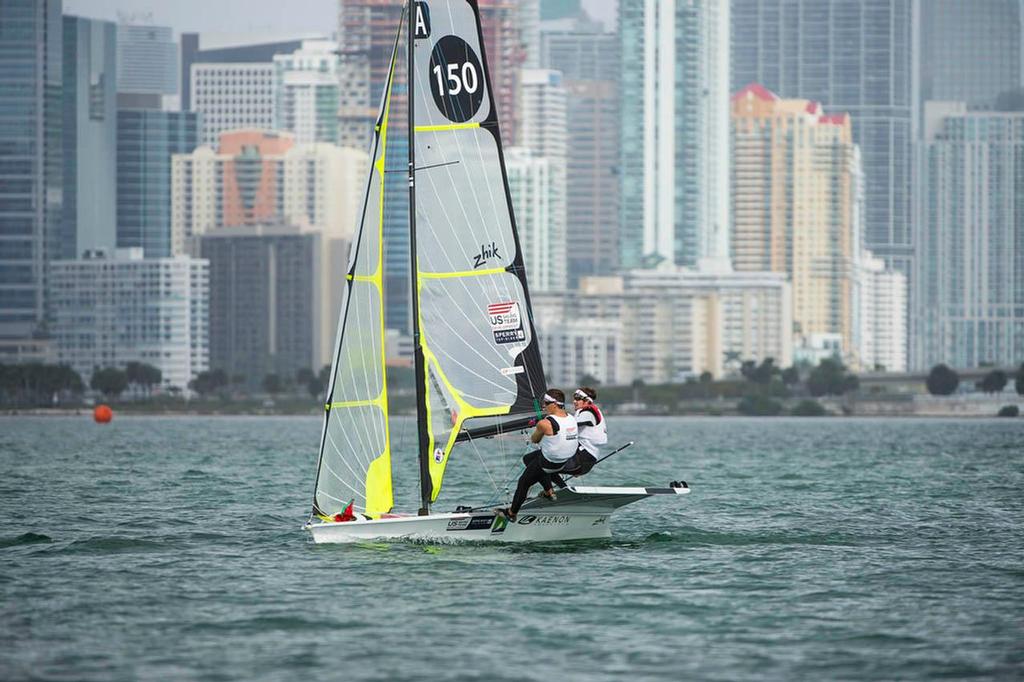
0 361 172 406
925 364 1024 396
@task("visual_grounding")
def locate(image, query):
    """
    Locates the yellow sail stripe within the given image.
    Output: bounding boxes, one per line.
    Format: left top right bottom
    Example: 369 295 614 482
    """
326 396 386 411
419 267 505 280
414 122 481 133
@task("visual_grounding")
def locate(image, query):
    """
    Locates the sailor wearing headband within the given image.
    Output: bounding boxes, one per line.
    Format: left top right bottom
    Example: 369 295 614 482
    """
550 386 607 488
497 388 577 521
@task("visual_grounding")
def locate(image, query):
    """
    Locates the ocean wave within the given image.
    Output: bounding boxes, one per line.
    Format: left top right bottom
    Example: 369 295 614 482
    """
49 536 172 554
663 526 858 547
0 532 52 549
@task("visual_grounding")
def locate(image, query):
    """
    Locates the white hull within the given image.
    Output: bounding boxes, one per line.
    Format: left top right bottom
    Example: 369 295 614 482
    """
305 485 689 544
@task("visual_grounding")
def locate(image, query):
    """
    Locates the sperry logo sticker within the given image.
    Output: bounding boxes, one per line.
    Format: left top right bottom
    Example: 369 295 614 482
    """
472 241 501 269
488 301 526 345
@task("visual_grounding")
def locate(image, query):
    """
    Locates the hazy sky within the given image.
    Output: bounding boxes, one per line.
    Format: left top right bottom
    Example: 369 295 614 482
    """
64 0 617 36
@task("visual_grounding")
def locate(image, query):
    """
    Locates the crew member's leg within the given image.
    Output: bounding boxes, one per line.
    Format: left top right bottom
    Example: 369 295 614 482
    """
509 454 546 517
525 450 557 494
575 451 597 476
550 450 585 488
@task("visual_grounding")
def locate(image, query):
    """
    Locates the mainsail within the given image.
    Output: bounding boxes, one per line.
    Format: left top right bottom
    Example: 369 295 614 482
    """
310 9 405 519
410 0 547 504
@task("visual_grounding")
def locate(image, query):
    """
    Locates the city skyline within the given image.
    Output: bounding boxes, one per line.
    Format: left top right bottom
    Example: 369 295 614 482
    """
1 0 1022 392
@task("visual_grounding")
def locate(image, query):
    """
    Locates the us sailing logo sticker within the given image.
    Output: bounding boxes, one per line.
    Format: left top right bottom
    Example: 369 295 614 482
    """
488 301 526 345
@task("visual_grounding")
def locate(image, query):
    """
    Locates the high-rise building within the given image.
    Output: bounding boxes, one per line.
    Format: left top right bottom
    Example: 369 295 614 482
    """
858 251 907 372
913 101 1024 369
180 33 314 112
116 109 199 258
199 224 323 382
731 84 863 363
534 268 792 383
619 0 730 269
273 40 341 144
172 129 367 249
516 69 567 291
521 0 541 67
62 15 117 259
116 24 177 108
49 248 209 392
535 318 621 386
0 0 63 351
174 129 366 357
191 63 276 147
919 0 1022 110
731 0 915 276
541 18 621 285
506 148 564 292
173 130 294 244
541 0 583 22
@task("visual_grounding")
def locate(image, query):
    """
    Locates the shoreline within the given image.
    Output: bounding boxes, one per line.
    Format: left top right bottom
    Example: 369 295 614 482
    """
3 406 1021 419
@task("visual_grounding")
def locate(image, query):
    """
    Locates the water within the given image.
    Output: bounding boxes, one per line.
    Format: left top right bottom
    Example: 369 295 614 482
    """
1 416 1022 681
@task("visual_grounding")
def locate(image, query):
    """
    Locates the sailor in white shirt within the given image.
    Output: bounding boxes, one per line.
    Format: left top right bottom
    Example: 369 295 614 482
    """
551 386 608 488
498 389 578 521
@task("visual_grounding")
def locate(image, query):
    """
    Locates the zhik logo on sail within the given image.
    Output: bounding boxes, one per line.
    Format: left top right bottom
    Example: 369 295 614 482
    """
472 241 501 269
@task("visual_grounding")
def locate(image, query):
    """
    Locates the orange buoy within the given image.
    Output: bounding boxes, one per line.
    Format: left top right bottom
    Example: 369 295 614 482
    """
93 404 113 424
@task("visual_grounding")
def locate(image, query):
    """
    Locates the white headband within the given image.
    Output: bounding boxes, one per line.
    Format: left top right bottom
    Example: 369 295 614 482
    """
542 393 563 407
574 389 591 401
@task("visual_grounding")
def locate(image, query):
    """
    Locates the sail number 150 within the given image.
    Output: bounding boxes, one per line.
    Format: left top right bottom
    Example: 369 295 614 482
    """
432 62 479 96
428 35 485 123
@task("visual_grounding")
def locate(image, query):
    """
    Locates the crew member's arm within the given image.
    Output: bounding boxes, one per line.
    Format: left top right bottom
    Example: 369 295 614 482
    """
530 418 553 444
575 409 596 428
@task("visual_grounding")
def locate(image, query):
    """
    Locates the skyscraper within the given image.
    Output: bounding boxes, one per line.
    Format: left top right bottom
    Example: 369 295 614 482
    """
172 130 367 247
517 69 567 291
116 110 199 257
199 225 322 382
914 101 1024 369
731 0 914 276
62 15 117 259
858 252 907 372
273 40 341 145
180 33 311 113
0 0 62 351
542 17 620 285
49 248 209 392
731 84 862 362
191 63 276 147
116 24 177 108
619 0 730 269
506 148 564 292
919 0 1022 109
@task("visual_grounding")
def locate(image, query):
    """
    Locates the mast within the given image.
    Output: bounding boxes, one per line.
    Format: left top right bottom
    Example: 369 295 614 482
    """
408 0 431 516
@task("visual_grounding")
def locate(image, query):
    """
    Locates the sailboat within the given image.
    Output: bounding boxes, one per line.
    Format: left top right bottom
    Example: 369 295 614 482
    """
304 0 689 544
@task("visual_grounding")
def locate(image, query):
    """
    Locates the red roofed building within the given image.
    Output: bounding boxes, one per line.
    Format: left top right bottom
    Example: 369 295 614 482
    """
731 83 865 367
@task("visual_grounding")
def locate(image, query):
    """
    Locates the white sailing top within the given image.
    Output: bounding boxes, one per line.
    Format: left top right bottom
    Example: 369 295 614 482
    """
575 404 607 456
540 413 578 464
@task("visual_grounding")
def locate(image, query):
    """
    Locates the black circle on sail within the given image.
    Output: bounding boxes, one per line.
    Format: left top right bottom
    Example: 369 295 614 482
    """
428 35 485 123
